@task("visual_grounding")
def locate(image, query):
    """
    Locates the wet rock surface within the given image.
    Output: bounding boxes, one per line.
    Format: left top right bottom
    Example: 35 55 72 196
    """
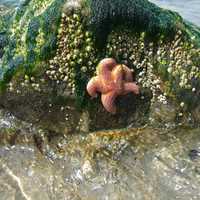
0 110 200 200
0 82 151 133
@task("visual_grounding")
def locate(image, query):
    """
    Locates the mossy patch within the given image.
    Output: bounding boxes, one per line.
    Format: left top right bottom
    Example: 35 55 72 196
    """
0 0 64 89
88 0 183 48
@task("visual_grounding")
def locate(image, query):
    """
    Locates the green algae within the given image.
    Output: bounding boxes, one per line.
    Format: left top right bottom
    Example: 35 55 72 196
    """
88 0 183 48
0 0 64 89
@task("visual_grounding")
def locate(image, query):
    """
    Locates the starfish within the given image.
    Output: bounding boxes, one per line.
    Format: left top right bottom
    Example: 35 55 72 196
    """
87 58 140 114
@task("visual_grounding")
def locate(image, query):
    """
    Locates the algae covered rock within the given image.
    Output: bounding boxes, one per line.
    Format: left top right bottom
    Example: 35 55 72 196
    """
0 0 64 88
0 0 200 129
0 4 14 58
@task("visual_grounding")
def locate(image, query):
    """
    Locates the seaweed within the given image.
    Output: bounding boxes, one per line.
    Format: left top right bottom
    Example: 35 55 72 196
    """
88 0 183 48
0 0 64 87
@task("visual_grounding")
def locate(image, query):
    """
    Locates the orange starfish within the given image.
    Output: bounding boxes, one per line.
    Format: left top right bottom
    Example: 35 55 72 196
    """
87 58 139 114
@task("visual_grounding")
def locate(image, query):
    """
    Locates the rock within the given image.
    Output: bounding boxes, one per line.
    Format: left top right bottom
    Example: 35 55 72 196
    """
191 105 200 124
0 109 36 145
149 100 178 127
0 0 199 128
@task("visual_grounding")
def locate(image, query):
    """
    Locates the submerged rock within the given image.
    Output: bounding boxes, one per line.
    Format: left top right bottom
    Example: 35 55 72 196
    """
0 114 200 200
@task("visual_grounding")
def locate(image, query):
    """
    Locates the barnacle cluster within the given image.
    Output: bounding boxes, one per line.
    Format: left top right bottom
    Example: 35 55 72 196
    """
10 21 27 58
7 10 99 99
7 73 45 92
6 5 200 118
106 29 167 104
3 0 64 94
35 29 45 54
157 32 200 90
106 29 200 109
33 0 53 16
155 31 200 109
45 12 98 95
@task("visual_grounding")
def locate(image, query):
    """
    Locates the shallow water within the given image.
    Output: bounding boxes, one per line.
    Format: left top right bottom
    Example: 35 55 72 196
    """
1 108 200 200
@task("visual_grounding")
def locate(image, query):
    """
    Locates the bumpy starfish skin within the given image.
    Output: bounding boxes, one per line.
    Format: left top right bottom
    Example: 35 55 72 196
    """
87 58 139 114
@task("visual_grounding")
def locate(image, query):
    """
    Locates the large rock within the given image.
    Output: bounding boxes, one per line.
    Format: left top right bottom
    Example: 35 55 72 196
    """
0 0 199 130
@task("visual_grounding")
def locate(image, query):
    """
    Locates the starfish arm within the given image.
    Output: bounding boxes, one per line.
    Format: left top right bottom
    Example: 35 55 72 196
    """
112 64 123 85
86 77 100 98
123 82 140 95
122 65 133 82
101 91 117 114
97 58 117 82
